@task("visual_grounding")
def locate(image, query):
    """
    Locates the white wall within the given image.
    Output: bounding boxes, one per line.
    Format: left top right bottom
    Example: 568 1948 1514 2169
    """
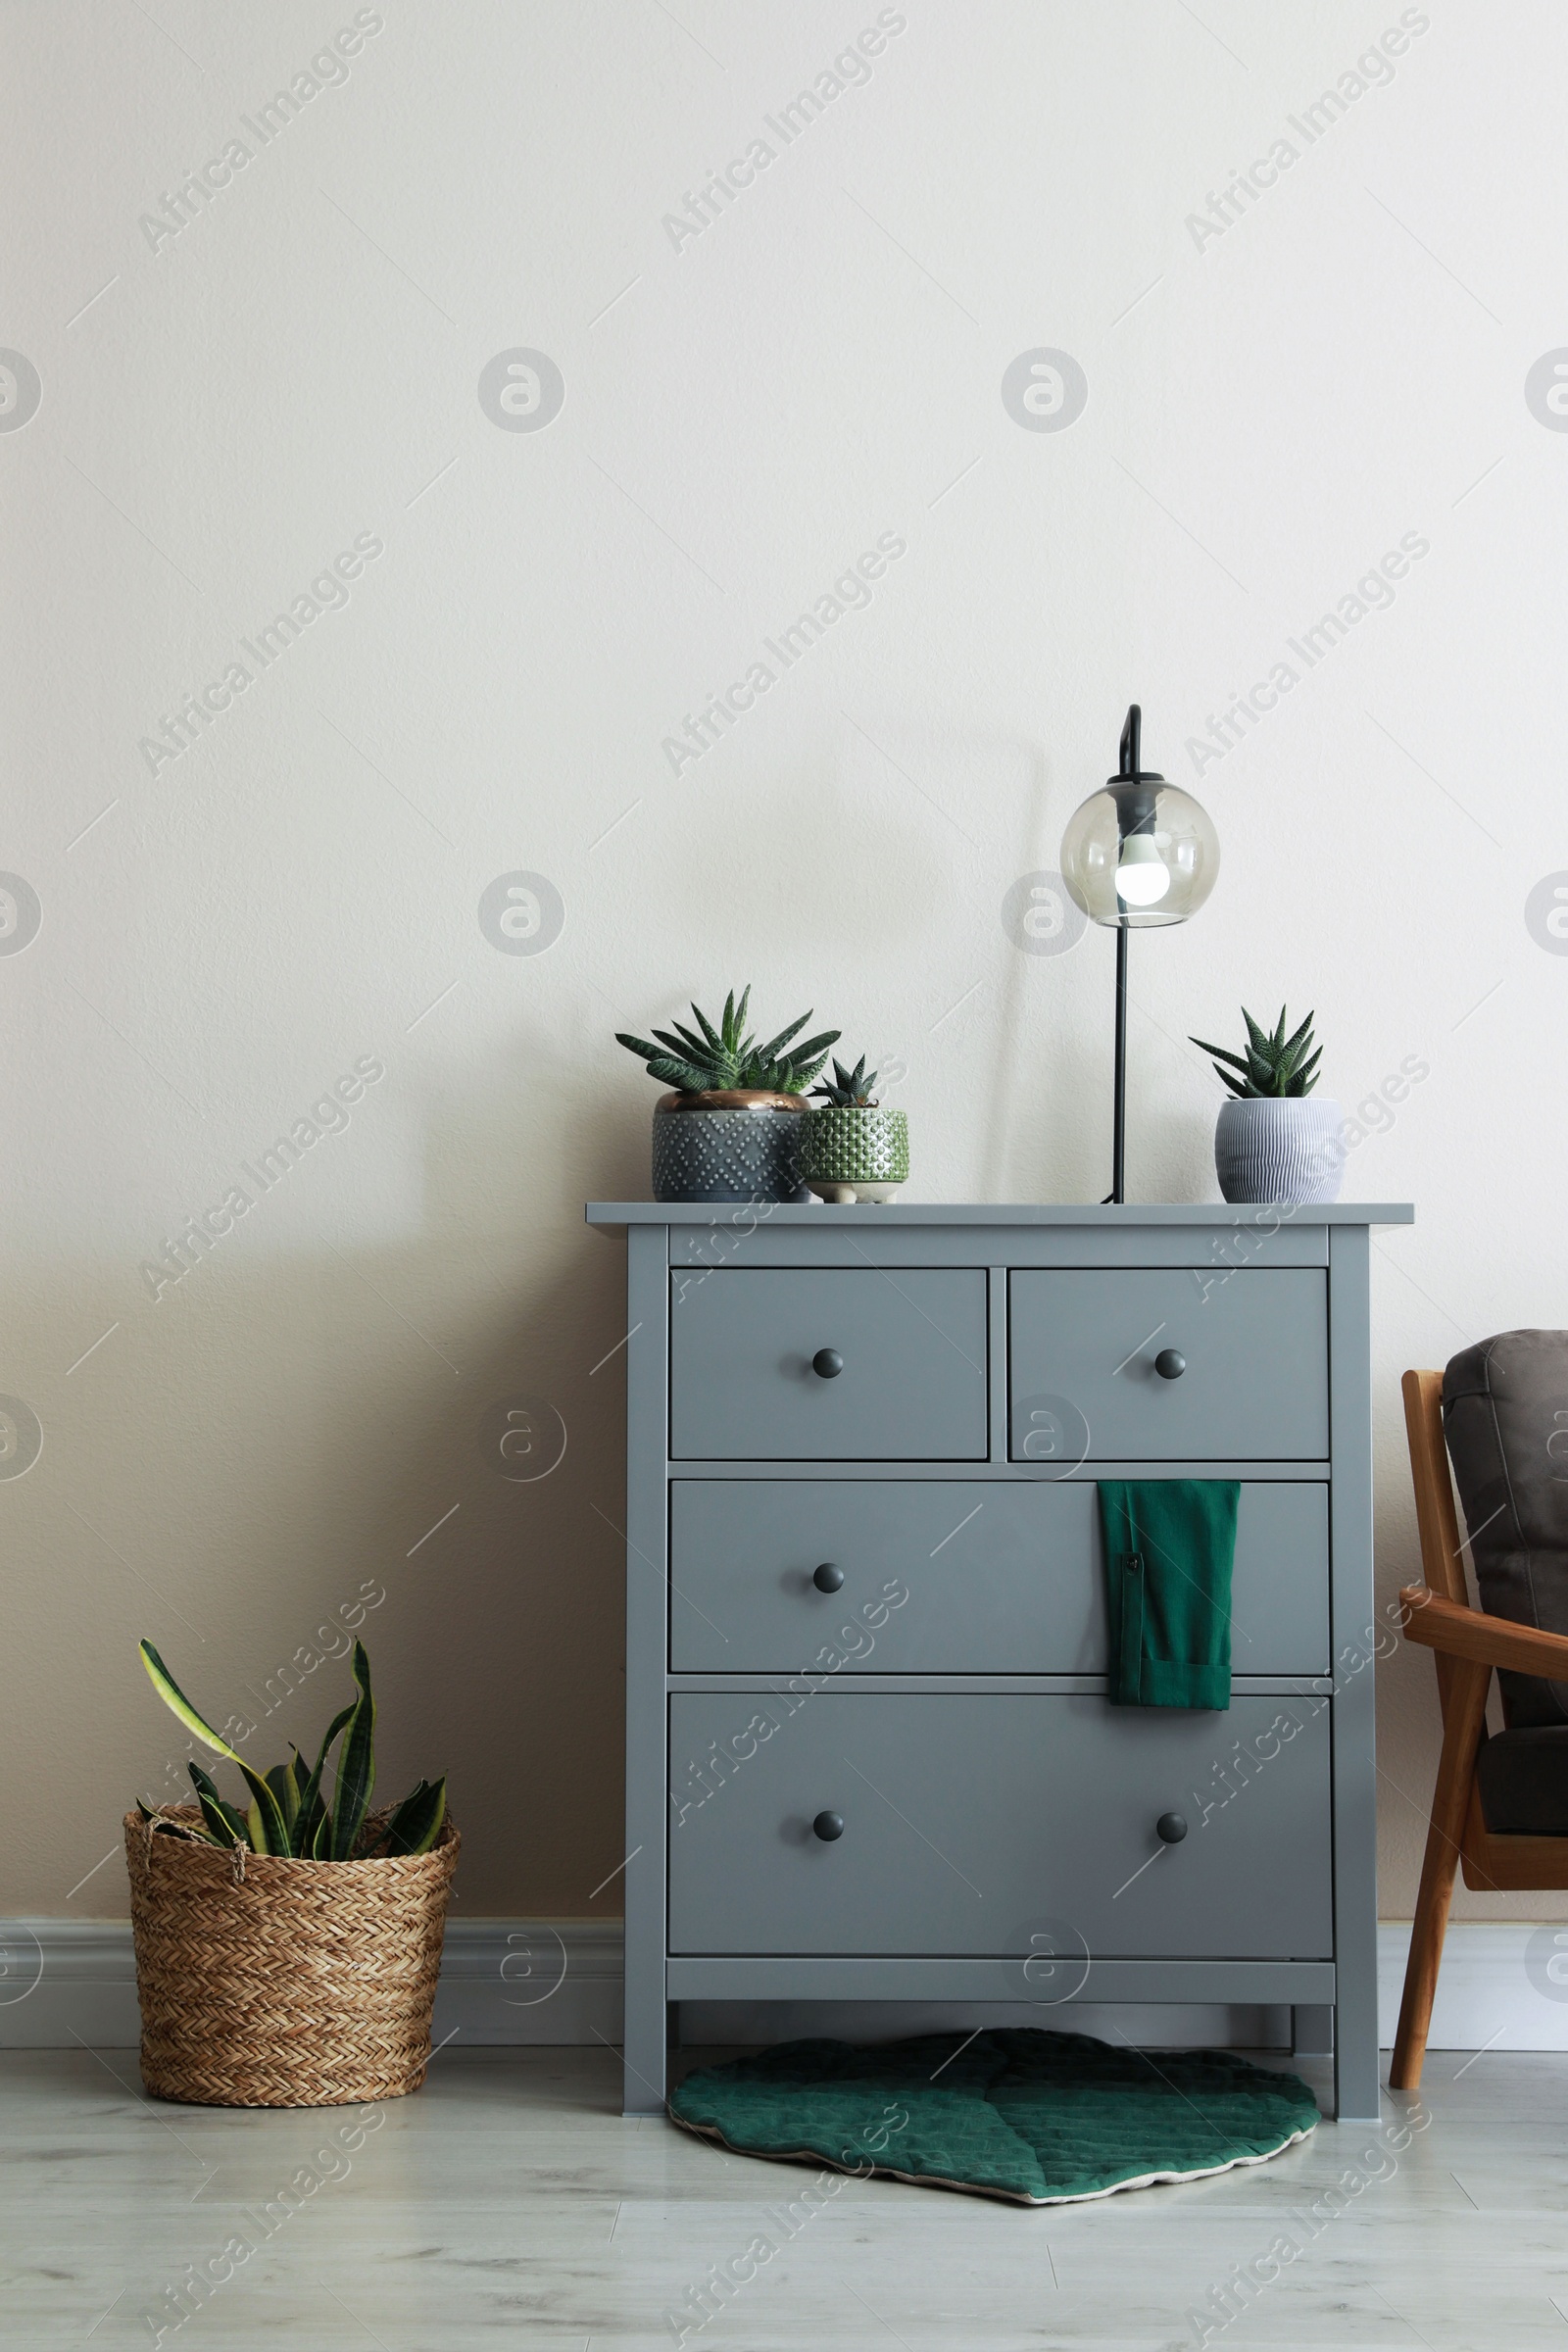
2 0 1564 1933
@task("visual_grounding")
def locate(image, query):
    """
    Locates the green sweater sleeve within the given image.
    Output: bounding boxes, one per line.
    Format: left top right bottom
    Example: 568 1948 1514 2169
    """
1098 1480 1240 1710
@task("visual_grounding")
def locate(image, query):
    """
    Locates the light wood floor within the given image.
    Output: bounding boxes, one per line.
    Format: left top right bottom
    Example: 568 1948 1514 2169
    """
3 2040 1564 2348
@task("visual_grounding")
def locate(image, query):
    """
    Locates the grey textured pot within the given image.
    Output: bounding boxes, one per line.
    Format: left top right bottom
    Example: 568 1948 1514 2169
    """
651 1091 809 1203
1214 1097 1345 1205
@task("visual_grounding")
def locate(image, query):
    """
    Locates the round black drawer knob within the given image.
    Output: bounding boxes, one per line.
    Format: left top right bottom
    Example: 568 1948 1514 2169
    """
811 1348 844 1380
812 1810 845 1841
812 1561 845 1593
1156 1812 1188 1844
1154 1348 1187 1381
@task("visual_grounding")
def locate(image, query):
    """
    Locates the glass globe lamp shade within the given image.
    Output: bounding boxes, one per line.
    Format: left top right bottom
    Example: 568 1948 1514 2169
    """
1060 778 1220 929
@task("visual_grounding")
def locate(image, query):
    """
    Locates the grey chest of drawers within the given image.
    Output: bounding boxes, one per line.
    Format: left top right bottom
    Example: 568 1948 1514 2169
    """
586 1200 1413 2122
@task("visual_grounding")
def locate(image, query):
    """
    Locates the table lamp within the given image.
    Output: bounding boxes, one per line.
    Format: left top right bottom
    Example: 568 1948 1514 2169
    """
1060 704 1219 1204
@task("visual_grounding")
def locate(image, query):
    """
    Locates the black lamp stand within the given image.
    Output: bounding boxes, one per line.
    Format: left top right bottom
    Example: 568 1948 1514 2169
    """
1105 702 1153 1208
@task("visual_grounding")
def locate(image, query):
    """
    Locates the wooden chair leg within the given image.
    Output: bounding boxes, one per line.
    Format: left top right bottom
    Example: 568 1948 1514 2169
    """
1391 1658 1491 2090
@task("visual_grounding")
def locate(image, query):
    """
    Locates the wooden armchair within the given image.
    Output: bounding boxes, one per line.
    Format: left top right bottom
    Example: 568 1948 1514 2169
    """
1393 1367 1568 2088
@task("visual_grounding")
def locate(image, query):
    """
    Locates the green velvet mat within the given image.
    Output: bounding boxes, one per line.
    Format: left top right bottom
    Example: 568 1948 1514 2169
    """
669 2030 1318 2206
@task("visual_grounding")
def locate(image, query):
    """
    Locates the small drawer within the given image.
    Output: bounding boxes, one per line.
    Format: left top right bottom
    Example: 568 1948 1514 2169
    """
667 1692 1332 1958
1009 1269 1328 1461
669 1269 987 1461
669 1480 1328 1675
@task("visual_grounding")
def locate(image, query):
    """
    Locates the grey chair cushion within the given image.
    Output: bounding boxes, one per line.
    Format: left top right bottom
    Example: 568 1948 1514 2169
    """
1444 1331 1568 1729
1476 1726 1568 1837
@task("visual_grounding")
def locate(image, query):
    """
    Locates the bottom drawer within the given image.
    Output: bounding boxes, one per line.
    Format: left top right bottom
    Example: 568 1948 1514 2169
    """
668 1692 1331 1961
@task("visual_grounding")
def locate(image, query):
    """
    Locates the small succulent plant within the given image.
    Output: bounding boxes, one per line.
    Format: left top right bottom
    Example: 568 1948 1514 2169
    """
136 1640 446 1858
810 1054 880 1108
616 987 839 1097
1191 1005 1322 1100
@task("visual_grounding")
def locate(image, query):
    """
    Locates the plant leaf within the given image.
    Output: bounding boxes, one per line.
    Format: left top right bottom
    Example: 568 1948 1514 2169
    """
753 1011 811 1066
787 1057 831 1094
644 1056 710 1092
691 1003 723 1054
293 1706 354 1855
264 1761 300 1836
614 1031 665 1065
1189 1038 1251 1078
234 1760 287 1854
329 1642 376 1859
788 1029 841 1066
189 1761 248 1847
382 1776 447 1856
138 1642 245 1763
311 1801 334 1859
1280 1010 1316 1064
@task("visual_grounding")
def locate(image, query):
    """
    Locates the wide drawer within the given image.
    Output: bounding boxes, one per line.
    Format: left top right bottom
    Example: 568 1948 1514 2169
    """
668 1269 987 1461
1009 1269 1328 1460
669 1480 1328 1674
667 1692 1332 1958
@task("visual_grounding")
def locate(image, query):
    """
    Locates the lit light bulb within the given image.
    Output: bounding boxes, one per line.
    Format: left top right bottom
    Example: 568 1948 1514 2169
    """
1114 836 1170 907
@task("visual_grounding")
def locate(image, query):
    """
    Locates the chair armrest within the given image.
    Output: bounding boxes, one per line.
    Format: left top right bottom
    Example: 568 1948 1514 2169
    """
1399 1586 1568 1678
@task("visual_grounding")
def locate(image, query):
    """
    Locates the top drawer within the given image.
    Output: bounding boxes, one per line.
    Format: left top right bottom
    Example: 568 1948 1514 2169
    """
1009 1269 1328 1460
669 1269 987 1460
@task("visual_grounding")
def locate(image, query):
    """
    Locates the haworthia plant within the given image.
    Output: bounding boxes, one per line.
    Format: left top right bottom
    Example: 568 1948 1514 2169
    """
137 1640 446 1859
809 1054 880 1107
1190 1005 1323 1100
616 984 839 1096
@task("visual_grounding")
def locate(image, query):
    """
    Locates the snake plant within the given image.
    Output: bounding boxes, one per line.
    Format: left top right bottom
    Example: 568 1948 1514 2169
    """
136 1639 446 1858
616 985 839 1096
1190 1005 1322 1100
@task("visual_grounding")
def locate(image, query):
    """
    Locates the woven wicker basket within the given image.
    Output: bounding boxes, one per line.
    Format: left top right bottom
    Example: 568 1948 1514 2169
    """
123 1809 460 2107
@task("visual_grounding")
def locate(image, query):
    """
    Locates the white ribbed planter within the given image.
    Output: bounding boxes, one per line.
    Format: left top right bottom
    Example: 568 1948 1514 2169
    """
1214 1098 1345 1205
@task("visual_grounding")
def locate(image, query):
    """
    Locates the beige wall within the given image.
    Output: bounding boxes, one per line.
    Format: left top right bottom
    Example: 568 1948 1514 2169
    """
2 1 1561 1926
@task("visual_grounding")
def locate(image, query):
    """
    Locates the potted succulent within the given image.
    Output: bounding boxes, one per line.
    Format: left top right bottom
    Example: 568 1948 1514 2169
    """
802 1054 909 1203
616 987 839 1202
126 1640 456 2107
1190 1004 1344 1205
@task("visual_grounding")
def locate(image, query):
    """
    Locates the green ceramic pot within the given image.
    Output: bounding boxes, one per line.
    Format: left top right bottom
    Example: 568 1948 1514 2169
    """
802 1105 909 1202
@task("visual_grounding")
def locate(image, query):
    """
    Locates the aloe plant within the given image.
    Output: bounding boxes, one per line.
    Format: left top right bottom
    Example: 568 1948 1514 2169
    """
810 1054 880 1108
1190 1005 1322 1100
616 986 839 1096
137 1640 446 1858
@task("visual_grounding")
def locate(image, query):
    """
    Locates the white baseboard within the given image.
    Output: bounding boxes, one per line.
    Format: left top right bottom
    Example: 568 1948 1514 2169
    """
5 1920 1565 2052
1377 1919 1568 2051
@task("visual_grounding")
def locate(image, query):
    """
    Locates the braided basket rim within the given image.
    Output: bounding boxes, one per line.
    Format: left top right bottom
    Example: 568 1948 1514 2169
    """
123 1805 460 1876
